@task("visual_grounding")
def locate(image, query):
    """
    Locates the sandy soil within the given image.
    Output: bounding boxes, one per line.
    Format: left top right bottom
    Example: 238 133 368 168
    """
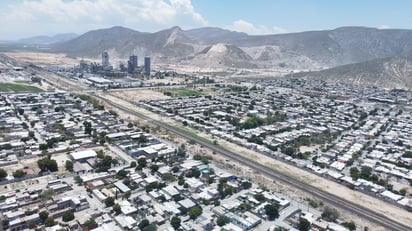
4 52 82 66
110 89 170 102
98 92 412 230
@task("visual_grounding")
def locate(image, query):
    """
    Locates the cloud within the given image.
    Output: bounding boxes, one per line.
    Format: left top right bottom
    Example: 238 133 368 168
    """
226 19 287 35
0 0 208 40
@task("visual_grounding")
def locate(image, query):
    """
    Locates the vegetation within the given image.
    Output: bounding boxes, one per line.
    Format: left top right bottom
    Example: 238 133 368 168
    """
163 88 203 97
264 203 279 220
37 157 58 172
62 211 75 222
216 215 230 226
188 206 203 219
170 216 181 230
0 83 42 93
65 160 73 172
12 170 26 178
0 168 7 180
321 206 340 222
298 218 311 231
104 196 115 207
341 221 356 231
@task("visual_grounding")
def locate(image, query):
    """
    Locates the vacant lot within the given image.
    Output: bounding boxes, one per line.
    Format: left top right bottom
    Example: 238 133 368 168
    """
162 88 203 97
0 83 43 92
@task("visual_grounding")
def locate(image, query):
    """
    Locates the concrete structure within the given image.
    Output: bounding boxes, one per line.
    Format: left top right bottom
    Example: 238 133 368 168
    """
71 149 97 162
102 52 109 68
144 56 151 75
128 55 138 73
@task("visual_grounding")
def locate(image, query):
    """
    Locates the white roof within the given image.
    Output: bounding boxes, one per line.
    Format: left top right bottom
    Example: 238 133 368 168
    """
71 149 97 160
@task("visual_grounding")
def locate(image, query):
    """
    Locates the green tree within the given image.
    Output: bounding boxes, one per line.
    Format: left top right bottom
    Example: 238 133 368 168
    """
62 211 75 222
360 166 372 179
142 224 157 231
138 158 147 168
130 161 137 168
264 203 279 220
341 221 356 231
0 168 7 180
39 211 49 223
188 206 202 220
37 157 58 172
13 170 26 178
105 196 115 207
321 206 340 222
65 160 73 172
170 216 181 230
298 218 311 231
113 203 121 214
82 219 97 230
350 167 360 180
216 215 230 226
138 219 150 230
44 217 55 227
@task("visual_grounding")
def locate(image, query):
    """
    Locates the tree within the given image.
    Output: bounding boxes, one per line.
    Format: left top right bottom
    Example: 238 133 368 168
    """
138 157 147 168
321 206 340 222
62 211 75 222
65 160 73 172
241 181 252 189
264 203 279 220
44 217 55 227
216 215 230 226
150 164 159 173
341 221 356 231
13 170 26 178
130 161 137 168
37 157 58 172
82 219 97 230
39 211 49 223
105 196 115 207
113 203 121 214
142 224 157 231
138 219 150 230
170 216 181 230
360 166 372 180
298 218 311 231
188 206 202 220
0 168 7 180
350 167 360 180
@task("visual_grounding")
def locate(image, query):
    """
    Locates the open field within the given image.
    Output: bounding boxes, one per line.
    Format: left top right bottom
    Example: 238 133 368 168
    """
3 52 94 66
162 87 203 97
0 82 43 92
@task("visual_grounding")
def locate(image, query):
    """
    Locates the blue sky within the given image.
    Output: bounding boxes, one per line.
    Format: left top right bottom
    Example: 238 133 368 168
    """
0 0 411 40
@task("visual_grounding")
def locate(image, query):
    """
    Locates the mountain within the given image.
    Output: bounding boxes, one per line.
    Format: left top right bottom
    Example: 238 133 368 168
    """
186 27 248 44
51 26 412 73
289 57 412 89
18 33 78 44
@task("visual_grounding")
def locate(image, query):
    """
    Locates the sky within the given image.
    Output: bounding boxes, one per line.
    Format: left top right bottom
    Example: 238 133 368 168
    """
1 0 411 40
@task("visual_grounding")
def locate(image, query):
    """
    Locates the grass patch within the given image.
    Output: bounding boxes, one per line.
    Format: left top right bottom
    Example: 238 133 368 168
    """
0 83 42 92
163 88 203 97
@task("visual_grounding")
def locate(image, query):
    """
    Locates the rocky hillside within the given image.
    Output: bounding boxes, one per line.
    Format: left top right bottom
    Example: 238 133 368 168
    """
50 26 412 70
290 57 412 89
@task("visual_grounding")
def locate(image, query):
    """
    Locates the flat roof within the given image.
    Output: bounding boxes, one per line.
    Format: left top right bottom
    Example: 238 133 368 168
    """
114 181 131 193
71 149 97 160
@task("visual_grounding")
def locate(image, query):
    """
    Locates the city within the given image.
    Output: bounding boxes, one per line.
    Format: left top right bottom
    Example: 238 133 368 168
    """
0 1 412 231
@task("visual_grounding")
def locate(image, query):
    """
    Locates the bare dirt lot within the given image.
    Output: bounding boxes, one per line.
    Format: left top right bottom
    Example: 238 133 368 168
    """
110 89 170 102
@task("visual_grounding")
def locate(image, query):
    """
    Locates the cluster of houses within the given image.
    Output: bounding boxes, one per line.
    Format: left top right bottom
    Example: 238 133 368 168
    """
141 79 412 211
0 89 364 230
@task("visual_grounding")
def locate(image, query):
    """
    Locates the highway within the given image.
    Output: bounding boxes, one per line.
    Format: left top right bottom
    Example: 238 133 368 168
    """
91 92 411 231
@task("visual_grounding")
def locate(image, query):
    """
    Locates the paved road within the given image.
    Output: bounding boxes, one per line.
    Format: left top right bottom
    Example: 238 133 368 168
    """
92 93 411 231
